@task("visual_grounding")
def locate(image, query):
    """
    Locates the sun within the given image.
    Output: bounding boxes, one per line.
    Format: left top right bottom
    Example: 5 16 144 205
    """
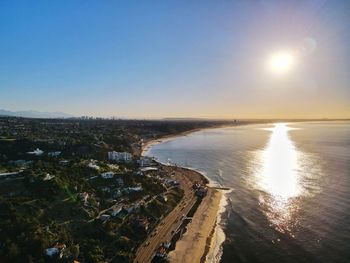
267 51 295 74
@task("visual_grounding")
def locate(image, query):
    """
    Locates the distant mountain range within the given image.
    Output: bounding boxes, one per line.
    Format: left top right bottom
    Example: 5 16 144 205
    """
0 109 74 119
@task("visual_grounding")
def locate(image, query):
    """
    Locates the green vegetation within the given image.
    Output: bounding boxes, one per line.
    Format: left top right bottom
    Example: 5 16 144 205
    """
0 117 233 262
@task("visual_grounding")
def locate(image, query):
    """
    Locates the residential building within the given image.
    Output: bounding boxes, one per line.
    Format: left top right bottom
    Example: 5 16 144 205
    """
101 171 115 179
116 177 124 187
48 151 61 157
46 243 66 258
108 151 132 162
27 148 44 156
88 162 100 170
128 186 143 192
137 156 154 167
99 214 111 222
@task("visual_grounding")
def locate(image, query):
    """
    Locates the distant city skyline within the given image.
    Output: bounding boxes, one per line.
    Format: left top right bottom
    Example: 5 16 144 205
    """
1 1 350 118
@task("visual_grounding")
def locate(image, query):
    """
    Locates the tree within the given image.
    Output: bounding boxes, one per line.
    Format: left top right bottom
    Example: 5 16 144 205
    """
71 244 80 259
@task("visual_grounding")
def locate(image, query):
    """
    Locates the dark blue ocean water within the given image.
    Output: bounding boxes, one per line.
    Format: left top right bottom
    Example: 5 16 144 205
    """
146 122 350 263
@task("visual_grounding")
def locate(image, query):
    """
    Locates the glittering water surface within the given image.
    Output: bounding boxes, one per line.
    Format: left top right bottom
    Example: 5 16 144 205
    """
146 122 350 263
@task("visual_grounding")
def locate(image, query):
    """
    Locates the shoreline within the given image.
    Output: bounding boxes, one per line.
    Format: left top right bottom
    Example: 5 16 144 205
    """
168 187 224 263
141 126 231 262
141 126 225 156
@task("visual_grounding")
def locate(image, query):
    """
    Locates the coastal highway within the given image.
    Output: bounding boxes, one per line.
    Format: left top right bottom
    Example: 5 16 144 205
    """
133 166 205 263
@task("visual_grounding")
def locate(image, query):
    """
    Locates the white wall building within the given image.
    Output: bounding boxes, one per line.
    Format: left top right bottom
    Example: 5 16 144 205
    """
88 163 100 170
27 148 44 156
108 151 132 162
101 171 115 179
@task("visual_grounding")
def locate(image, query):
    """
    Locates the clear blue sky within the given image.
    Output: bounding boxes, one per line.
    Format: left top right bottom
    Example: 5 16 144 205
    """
1 1 350 118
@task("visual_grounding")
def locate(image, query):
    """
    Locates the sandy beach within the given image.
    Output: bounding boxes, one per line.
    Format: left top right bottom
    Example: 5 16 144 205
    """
135 129 226 263
168 188 223 263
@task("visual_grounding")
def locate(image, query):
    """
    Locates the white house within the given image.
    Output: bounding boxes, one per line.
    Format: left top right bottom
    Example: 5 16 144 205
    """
101 172 114 179
88 163 100 170
128 186 143 192
43 173 55 181
108 151 132 162
27 148 44 156
101 171 115 179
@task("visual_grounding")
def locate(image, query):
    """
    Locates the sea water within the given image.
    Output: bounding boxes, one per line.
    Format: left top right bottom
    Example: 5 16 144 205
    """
146 121 350 263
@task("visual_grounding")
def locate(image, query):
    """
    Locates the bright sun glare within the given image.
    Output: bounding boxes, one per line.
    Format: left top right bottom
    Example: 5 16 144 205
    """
268 51 295 74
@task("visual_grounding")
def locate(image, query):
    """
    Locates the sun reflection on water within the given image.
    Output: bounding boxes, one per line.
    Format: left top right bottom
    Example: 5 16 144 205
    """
255 123 302 234
260 123 301 198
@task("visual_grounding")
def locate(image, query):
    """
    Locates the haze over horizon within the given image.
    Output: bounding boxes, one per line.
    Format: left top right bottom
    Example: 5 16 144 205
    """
1 1 350 119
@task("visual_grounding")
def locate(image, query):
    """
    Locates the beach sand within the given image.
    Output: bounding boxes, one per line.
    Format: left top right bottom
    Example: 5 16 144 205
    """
139 128 228 263
168 188 223 263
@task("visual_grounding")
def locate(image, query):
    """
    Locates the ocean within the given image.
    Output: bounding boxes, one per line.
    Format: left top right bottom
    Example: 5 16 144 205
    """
145 121 350 263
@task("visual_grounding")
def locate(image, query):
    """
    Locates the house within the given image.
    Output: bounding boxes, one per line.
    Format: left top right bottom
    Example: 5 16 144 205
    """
165 179 180 187
48 151 61 157
10 160 33 167
137 156 154 167
192 182 201 190
158 194 167 202
108 151 132 162
43 173 55 181
59 160 70 165
134 170 143 176
107 164 119 170
111 204 124 216
27 148 44 156
112 189 123 198
196 186 208 198
88 162 100 170
46 243 66 258
123 205 134 213
135 216 150 231
140 167 158 172
128 186 143 192
116 178 124 187
79 192 89 205
155 244 167 258
101 171 115 179
99 214 111 222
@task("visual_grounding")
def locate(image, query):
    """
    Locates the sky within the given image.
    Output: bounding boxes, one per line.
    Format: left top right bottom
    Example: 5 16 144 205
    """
1 0 350 119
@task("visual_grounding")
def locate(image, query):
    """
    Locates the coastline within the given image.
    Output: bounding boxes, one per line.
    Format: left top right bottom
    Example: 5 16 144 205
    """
141 123 238 158
168 187 223 263
141 127 230 263
141 126 216 156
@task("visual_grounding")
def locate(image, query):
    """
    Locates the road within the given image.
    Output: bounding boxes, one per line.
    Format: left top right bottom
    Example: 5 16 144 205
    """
133 166 205 263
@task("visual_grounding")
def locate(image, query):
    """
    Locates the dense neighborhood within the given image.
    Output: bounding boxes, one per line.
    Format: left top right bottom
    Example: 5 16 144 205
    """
0 117 234 262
